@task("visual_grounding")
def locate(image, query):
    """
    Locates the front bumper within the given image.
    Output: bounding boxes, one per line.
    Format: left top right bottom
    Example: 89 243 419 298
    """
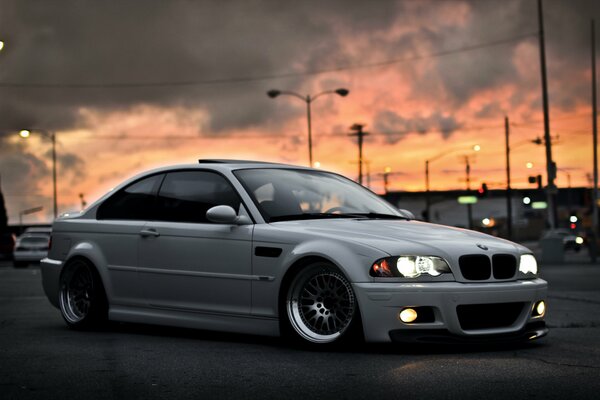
353 278 547 343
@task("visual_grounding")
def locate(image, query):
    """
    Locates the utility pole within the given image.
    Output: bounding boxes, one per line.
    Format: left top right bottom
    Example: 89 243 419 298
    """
505 116 513 240
425 161 431 221
348 124 369 185
383 166 392 194
464 155 473 230
537 0 558 229
592 19 598 236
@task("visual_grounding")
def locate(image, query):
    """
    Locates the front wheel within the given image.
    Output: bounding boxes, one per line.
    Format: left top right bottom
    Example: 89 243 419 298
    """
58 259 108 329
285 263 359 345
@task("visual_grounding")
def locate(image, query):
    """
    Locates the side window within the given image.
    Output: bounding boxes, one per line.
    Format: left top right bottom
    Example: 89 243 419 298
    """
97 174 163 220
155 171 241 223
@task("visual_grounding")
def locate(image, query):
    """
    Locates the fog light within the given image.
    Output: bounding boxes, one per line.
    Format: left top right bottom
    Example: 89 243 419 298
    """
533 300 546 317
399 308 418 323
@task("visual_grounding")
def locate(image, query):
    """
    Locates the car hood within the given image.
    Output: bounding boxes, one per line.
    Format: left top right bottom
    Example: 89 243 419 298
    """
271 218 526 257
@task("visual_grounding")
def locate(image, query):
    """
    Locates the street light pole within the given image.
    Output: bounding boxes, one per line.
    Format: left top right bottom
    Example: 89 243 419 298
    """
505 116 513 240
51 132 57 219
592 19 598 236
305 96 313 166
425 160 430 221
464 155 473 230
425 144 480 223
267 88 349 167
537 0 558 229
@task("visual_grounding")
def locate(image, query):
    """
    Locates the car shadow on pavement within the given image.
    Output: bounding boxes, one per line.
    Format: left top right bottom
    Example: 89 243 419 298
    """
56 320 548 355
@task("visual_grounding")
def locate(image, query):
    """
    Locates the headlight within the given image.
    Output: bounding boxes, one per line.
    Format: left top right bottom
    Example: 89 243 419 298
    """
519 254 538 275
370 256 452 278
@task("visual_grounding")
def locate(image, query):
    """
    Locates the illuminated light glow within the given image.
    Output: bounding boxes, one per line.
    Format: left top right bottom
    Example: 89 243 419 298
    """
519 254 538 275
536 301 546 317
313 161 321 168
523 197 531 205
531 201 547 209
384 166 392 173
397 257 418 277
482 218 491 226
0 40 4 51
458 196 478 204
473 144 481 152
575 236 584 245
570 223 576 230
526 162 534 169
569 215 578 223
415 257 440 276
372 259 393 277
399 308 418 323
19 130 31 138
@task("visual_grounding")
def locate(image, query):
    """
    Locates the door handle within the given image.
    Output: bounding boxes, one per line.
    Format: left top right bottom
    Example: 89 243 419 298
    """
139 228 160 237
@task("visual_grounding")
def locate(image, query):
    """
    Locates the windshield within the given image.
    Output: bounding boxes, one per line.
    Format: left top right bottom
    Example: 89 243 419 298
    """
234 168 403 222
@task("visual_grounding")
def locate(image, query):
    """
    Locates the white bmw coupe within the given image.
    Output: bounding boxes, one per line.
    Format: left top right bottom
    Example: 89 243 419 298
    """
41 160 547 345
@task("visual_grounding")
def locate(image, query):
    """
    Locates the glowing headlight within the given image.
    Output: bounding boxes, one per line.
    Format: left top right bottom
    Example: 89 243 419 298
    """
519 254 538 275
371 256 451 278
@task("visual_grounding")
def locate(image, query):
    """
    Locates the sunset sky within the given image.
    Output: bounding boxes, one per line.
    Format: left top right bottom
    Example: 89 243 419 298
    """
0 0 599 223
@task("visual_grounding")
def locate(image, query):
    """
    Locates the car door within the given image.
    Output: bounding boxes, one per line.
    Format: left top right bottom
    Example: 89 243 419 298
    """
138 170 253 315
94 173 163 307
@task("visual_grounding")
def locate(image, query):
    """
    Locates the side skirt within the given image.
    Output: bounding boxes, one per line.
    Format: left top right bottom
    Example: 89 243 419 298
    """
109 305 280 337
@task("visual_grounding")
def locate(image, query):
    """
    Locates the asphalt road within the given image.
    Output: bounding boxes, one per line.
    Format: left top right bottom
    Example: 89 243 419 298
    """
1 260 599 400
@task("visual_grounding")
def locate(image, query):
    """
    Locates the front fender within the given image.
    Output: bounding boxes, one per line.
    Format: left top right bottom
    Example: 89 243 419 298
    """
282 239 387 283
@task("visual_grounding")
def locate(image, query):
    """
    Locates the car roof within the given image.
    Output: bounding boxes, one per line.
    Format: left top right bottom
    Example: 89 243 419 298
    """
133 160 312 176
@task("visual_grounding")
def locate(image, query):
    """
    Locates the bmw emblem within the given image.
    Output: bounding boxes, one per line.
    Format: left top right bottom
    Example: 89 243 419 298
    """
476 243 489 251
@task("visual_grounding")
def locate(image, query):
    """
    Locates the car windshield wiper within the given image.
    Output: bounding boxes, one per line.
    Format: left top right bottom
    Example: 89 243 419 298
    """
269 213 361 222
339 212 410 220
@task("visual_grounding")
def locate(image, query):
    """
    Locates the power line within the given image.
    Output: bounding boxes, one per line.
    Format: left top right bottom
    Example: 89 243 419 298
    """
0 32 537 89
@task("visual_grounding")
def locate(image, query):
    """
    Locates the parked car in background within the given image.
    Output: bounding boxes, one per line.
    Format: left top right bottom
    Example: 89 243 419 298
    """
24 226 52 236
14 233 51 267
542 229 583 252
0 232 16 260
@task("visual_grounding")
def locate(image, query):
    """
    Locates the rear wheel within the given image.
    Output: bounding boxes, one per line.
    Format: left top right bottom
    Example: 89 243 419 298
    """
285 263 359 345
58 259 108 329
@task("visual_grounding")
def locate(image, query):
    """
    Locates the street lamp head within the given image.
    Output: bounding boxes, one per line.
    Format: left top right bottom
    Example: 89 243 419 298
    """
19 130 31 138
267 89 281 98
0 40 4 51
473 144 481 152
335 88 349 97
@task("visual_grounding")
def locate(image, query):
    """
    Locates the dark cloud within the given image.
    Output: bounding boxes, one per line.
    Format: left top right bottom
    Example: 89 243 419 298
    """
475 101 504 119
373 109 462 142
0 0 598 222
1 0 598 134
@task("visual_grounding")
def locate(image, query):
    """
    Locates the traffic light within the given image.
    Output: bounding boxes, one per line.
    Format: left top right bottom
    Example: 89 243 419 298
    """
569 214 579 231
477 183 488 198
528 175 543 189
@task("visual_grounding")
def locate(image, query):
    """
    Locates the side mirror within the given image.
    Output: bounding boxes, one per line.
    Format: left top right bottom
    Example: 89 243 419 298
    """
398 208 415 220
206 205 251 225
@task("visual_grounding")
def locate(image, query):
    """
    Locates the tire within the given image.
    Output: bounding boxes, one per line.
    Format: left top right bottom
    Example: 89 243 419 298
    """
58 259 108 329
284 262 360 345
